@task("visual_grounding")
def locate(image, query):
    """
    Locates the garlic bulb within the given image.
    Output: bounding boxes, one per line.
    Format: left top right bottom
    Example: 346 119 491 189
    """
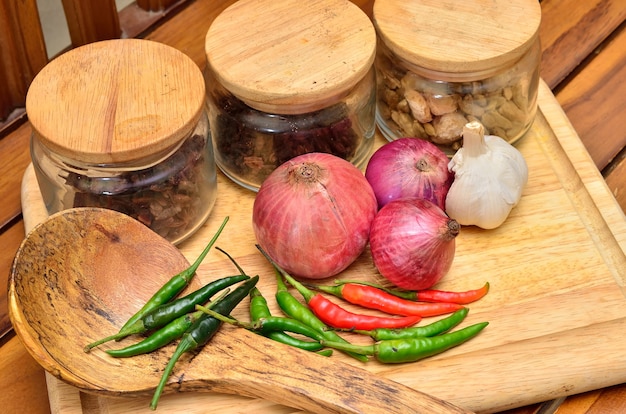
445 121 528 229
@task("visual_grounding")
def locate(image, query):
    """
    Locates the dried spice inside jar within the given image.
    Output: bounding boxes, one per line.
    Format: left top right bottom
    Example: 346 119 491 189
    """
210 91 361 186
66 134 209 241
376 44 540 152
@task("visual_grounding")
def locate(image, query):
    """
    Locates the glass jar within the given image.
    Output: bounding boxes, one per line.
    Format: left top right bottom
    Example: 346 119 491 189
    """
204 0 377 191
373 0 542 154
27 39 217 245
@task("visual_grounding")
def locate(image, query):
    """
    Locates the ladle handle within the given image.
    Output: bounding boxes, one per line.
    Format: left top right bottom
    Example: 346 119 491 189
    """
180 327 472 414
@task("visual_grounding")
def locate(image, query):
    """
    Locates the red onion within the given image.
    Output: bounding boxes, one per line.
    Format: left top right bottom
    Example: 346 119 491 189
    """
369 197 460 290
365 137 454 210
252 152 377 279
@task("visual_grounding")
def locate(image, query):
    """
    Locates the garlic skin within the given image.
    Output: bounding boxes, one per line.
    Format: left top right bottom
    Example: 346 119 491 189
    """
445 122 528 229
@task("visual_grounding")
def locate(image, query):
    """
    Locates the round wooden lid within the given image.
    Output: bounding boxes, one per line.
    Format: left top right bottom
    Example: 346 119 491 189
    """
373 0 542 74
26 39 205 164
204 0 376 114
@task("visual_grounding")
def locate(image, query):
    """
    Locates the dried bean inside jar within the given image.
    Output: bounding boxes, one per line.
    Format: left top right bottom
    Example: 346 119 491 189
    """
377 58 538 152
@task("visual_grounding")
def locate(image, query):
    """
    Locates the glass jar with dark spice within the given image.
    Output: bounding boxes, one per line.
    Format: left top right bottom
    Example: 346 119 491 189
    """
204 0 377 191
27 39 217 244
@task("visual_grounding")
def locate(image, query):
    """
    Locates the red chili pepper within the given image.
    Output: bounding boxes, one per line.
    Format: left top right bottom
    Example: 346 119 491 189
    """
307 294 422 330
263 255 423 330
311 283 465 317
409 283 489 304
325 280 489 305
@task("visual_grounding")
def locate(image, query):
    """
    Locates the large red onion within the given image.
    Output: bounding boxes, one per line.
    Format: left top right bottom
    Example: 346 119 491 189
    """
369 197 460 290
252 152 377 279
365 137 454 210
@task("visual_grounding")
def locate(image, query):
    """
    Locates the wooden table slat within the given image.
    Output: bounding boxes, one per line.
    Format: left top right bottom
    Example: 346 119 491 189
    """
539 0 626 89
0 122 32 228
555 21 626 172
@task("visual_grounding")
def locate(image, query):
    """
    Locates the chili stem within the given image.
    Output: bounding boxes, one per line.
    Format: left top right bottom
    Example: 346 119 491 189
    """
196 304 240 325
197 305 326 343
150 334 196 410
215 245 248 276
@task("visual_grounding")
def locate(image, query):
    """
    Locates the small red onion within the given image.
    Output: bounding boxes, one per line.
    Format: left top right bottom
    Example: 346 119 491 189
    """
369 197 460 290
253 153 377 279
365 137 454 210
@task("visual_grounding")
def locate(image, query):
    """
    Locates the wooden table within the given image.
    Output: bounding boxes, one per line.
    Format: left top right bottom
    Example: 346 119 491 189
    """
1 1 625 413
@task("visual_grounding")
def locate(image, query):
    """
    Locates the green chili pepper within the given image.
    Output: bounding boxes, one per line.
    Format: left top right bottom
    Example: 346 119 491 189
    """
249 287 324 352
249 287 273 320
275 271 368 362
105 289 231 358
316 349 333 357
85 274 249 351
321 322 489 364
150 275 259 410
348 308 469 341
264 331 325 352
199 304 326 343
137 275 249 331
117 216 229 335
197 305 332 357
254 245 368 362
106 310 203 358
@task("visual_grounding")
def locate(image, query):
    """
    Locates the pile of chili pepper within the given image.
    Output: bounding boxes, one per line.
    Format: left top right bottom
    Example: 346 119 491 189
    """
83 217 262 410
244 244 490 364
87 216 232 350
83 217 491 409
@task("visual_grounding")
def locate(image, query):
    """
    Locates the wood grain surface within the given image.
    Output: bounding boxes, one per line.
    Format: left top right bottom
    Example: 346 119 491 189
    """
372 0 541 72
17 81 626 414
205 0 375 113
26 39 205 164
1 1 625 414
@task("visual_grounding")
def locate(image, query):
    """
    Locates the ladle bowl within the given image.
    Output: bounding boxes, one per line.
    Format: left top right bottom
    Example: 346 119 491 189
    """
8 207 470 413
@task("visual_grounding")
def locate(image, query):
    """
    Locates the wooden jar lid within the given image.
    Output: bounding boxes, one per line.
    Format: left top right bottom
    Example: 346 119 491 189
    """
26 39 205 164
204 0 376 114
373 0 542 75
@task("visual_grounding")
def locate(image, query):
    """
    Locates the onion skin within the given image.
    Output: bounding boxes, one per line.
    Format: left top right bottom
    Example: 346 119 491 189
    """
253 153 377 280
365 137 454 210
369 198 460 290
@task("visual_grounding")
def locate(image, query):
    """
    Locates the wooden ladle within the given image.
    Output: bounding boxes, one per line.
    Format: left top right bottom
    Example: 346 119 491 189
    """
8 208 471 413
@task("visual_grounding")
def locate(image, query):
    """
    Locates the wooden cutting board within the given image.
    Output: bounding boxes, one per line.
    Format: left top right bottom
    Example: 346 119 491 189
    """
20 80 626 413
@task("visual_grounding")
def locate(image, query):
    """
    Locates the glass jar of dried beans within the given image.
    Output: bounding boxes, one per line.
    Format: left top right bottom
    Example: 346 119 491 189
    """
373 0 542 154
27 39 217 244
204 0 377 191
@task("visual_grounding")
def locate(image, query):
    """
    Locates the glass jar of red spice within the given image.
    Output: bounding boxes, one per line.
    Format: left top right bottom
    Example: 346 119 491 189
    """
204 0 377 191
27 39 217 244
373 0 542 154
